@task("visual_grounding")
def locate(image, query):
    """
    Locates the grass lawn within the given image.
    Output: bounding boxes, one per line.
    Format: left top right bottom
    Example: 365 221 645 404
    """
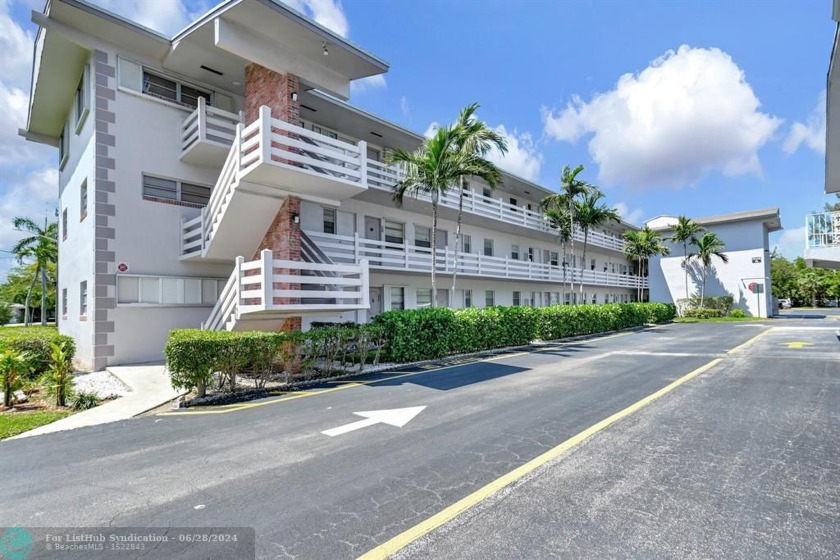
0 410 71 440
674 317 769 323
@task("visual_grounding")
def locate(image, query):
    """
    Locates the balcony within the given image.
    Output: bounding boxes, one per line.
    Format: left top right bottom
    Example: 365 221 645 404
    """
805 211 840 269
203 250 370 331
180 97 241 166
305 231 646 289
367 158 626 253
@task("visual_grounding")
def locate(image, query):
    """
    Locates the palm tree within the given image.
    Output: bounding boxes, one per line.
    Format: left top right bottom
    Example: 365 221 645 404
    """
12 216 58 326
575 189 620 295
543 204 573 301
668 216 704 301
688 232 728 308
623 226 670 302
450 103 507 298
389 125 469 306
797 271 822 308
541 165 591 299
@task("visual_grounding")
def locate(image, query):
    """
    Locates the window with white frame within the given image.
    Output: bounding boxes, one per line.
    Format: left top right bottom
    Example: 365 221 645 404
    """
527 247 534 262
62 209 67 241
142 70 211 108
142 175 211 206
550 251 559 267
482 188 492 198
591 258 596 270
385 220 404 244
464 289 472 308
61 288 67 316
512 291 521 306
511 244 520 260
117 275 226 306
323 208 336 234
58 125 68 170
485 290 495 307
74 65 90 132
462 234 471 253
390 287 405 310
414 226 431 248
591 293 597 304
80 281 88 316
483 238 494 257
416 288 432 308
80 179 88 220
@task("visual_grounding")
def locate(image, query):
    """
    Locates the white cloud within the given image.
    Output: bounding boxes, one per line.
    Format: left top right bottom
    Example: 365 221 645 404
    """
400 96 409 118
543 45 782 189
772 226 805 259
488 125 542 182
423 121 439 138
89 1 192 36
614 202 644 225
783 91 826 156
349 74 386 95
282 0 349 38
0 0 34 89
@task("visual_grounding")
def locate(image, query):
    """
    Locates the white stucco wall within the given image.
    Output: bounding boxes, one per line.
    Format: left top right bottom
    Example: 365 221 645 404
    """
649 220 774 317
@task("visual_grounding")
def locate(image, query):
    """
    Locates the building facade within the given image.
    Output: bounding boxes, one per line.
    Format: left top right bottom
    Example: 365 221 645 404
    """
23 0 644 369
647 209 782 318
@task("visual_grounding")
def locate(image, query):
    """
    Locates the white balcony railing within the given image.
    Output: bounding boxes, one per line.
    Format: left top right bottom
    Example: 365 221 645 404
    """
203 250 370 331
305 231 646 289
181 97 241 154
806 211 840 248
366 158 626 253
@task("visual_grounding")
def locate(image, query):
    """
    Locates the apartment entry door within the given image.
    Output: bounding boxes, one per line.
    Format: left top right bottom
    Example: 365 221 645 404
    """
364 216 381 265
436 288 449 308
368 287 383 318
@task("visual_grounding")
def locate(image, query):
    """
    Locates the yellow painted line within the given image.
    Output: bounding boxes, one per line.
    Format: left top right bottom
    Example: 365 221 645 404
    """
726 327 773 355
780 341 813 349
357 356 724 560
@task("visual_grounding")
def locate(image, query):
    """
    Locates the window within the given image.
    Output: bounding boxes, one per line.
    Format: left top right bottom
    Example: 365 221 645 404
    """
384 220 404 244
512 291 521 306
62 209 68 241
416 288 432 308
511 244 520 260
591 258 596 270
483 188 492 198
142 175 211 206
414 226 431 248
74 65 90 132
550 251 559 267
527 247 534 262
485 290 495 307
142 70 210 108
462 234 472 254
58 126 68 170
592 293 597 304
464 289 472 308
80 179 88 220
483 238 494 257
61 288 67 316
80 281 88 316
509 197 518 209
323 208 336 234
117 275 225 306
390 287 405 311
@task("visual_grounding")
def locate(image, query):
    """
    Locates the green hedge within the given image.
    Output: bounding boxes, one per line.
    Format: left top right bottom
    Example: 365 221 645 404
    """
677 296 734 313
683 308 725 319
0 327 76 379
373 303 676 363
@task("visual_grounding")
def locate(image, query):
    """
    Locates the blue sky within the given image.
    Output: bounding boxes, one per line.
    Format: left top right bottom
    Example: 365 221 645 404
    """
0 0 835 281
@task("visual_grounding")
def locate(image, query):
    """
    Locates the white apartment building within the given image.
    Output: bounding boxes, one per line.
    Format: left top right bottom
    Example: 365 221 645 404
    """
807 0 840 269
647 208 782 318
22 0 643 369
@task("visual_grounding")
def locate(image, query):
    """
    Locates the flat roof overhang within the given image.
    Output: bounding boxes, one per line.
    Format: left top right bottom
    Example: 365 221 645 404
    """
827 23 840 194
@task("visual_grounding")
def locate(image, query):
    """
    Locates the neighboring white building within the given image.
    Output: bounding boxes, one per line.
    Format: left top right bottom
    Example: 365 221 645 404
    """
647 209 782 318
22 0 644 370
807 0 840 269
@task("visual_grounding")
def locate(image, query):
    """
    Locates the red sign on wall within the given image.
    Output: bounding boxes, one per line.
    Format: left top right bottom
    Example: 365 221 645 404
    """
117 263 128 273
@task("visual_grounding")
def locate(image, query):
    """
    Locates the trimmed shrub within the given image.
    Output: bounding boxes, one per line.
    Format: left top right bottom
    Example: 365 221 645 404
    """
0 327 75 379
729 308 746 318
683 308 724 319
677 296 734 315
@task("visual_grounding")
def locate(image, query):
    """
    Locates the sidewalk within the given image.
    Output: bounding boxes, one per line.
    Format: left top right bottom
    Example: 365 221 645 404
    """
10 364 185 439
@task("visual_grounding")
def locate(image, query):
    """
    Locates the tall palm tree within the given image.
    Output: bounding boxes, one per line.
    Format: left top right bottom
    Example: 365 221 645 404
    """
12 216 58 326
623 226 670 302
575 189 620 295
797 271 822 308
668 216 704 301
688 232 728 308
389 125 469 306
541 165 591 298
450 103 507 297
543 204 573 301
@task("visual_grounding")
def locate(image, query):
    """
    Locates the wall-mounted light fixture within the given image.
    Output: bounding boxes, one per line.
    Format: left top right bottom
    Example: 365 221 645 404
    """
293 213 300 224
291 91 298 102
322 41 329 56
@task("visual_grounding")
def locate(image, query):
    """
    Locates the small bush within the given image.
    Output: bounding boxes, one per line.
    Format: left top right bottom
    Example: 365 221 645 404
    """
70 391 100 411
683 308 724 319
0 305 11 326
678 296 734 314
0 328 75 379
729 308 746 318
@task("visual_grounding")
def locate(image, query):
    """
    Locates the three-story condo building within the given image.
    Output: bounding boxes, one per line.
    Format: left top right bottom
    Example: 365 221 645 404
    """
22 0 644 369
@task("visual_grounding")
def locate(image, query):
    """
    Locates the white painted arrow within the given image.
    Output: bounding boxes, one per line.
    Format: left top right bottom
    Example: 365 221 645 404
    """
321 406 427 437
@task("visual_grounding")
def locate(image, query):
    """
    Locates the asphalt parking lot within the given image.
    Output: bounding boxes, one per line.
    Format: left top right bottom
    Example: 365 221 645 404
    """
1 317 837 559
